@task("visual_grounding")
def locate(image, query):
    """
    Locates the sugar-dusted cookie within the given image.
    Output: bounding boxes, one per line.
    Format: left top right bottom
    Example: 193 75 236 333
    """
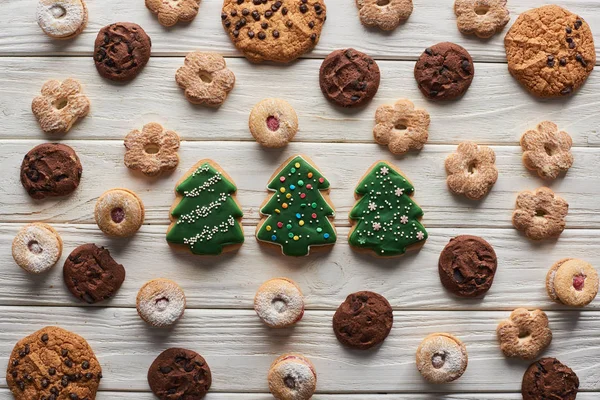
32 78 90 134
148 348 212 399
255 278 304 328
166 160 244 255
146 0 200 27
512 187 568 240
95 188 145 237
124 123 180 177
268 354 317 400
176 52 236 107
37 0 88 40
256 155 336 257
522 358 579 400
12 223 63 274
137 278 186 327
546 258 599 307
416 333 468 384
497 308 552 359
445 142 498 200
454 0 510 38
373 99 430 155
356 0 412 31
249 98 298 148
505 5 595 98
521 121 574 180
349 161 427 257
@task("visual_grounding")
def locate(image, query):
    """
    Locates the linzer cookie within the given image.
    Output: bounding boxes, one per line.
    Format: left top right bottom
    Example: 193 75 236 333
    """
356 0 413 31
373 99 430 155
146 0 200 27
522 358 579 400
454 0 510 38
12 223 62 274
37 0 88 40
124 123 180 177
497 308 552 360
95 188 145 237
137 278 186 327
176 52 236 107
546 258 599 307
416 333 468 384
268 354 317 400
32 78 90 134
221 0 326 63
249 98 298 148
148 348 212 399
445 142 498 200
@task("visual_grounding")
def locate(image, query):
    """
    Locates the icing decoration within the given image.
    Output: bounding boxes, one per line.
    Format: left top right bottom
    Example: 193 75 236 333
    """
167 161 244 255
257 155 337 256
349 161 428 256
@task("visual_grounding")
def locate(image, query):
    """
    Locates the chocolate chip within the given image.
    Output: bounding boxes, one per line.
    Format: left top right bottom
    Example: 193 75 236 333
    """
560 58 567 66
85 372 93 379
159 366 173 374
61 376 69 387
98 372 103 379
51 387 59 395
224 20 231 27
316 8 323 15
253 0 260 4
48 368 56 375
425 48 433 56
65 358 73 367
230 10 237 17
309 21 315 29
273 30 280 38
286 20 293 27
299 4 308 13
233 30 239 37
310 33 317 41
242 8 249 15
11 371 17 378
561 86 573 95
261 22 268 29
576 54 587 67
265 10 273 18
248 30 255 38
302 0 307 2
430 90 439 97
25 374 33 381
575 19 582 29
252 10 260 20
281 7 288 15
42 378 49 388
566 37 573 43
461 59 471 71
271 4 278 11
41 333 49 343
61 349 68 357
569 42 576 49
566 26 572 34
221 12 228 20
70 394 79 400
12 359 19 366
274 1 282 8
314 3 322 10
547 55 555 67
258 31 266 40
17 381 24 391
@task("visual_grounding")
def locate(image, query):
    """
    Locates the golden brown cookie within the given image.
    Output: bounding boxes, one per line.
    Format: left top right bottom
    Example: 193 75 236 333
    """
146 0 200 27
36 0 88 40
356 0 413 31
12 223 63 274
95 188 145 237
268 354 317 400
137 278 186 327
416 333 468 384
124 123 180 177
546 258 599 307
497 308 552 360
512 187 568 240
454 0 510 38
521 121 574 180
445 142 498 200
373 99 429 155
32 78 90 134
249 98 298 148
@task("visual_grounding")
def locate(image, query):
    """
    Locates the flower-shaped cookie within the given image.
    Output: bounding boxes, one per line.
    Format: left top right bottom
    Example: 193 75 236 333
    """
176 52 235 107
521 121 574 180
454 0 510 38
146 0 200 27
512 187 568 240
124 123 180 177
356 0 413 31
373 99 430 155
445 142 498 200
497 308 552 359
31 78 90 134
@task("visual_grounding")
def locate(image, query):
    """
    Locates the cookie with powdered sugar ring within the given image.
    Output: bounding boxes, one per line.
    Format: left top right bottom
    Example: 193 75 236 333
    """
12 223 62 274
37 0 88 40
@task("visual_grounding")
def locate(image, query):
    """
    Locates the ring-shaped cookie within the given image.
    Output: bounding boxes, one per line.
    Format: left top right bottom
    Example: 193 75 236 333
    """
268 354 317 400
36 0 88 39
95 188 145 237
547 258 599 307
12 223 63 274
496 308 552 359
254 278 304 328
416 333 468 384
249 99 298 148
137 278 186 327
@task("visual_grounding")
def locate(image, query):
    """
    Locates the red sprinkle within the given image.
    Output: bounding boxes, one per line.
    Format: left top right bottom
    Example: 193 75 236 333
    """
300 193 306 199
312 213 317 219
280 176 285 182
318 178 324 183
573 274 586 291
306 184 312 190
277 222 284 228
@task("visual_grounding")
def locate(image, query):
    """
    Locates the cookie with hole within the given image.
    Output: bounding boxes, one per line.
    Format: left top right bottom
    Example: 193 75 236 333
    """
12 223 63 274
37 0 88 40
373 99 430 155
32 78 90 134
521 121 574 180
94 188 145 237
268 354 317 400
496 308 552 359
512 187 568 240
356 0 413 31
254 277 304 328
415 333 468 384
249 98 298 148
146 0 201 27
546 258 599 307
445 142 498 200
137 278 186 327
454 0 510 39
124 123 180 177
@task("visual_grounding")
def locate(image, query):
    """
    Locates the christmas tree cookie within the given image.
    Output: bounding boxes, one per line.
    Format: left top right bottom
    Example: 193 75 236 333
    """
349 161 427 257
256 155 337 256
166 160 244 255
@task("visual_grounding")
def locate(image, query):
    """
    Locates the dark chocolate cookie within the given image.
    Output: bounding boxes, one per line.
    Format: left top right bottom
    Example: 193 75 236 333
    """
20 143 82 200
94 22 152 82
319 48 380 108
63 244 126 304
332 291 393 350
148 348 212 400
438 235 497 297
522 358 579 400
414 42 474 101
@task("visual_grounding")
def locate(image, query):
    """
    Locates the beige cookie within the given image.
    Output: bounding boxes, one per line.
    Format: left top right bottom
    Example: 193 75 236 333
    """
254 278 304 328
176 52 236 107
146 0 200 27
445 142 498 200
454 0 510 38
356 0 413 31
12 223 62 274
416 333 468 384
497 308 552 359
137 278 186 327
512 187 568 240
32 78 90 134
249 98 298 148
36 0 88 39
95 188 145 237
521 121 574 180
547 258 599 307
373 99 429 155
124 123 180 177
268 354 317 400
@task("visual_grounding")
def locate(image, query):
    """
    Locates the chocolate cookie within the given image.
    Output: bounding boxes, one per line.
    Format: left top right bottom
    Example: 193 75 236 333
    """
94 22 152 82
148 348 212 399
414 42 474 101
332 291 393 350
63 244 126 304
221 0 326 63
6 326 102 400
522 358 579 400
438 235 497 297
505 5 595 98
320 48 380 107
20 143 82 200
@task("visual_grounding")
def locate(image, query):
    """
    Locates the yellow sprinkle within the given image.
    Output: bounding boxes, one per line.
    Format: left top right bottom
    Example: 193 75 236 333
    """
299 220 305 226
295 162 300 168
280 187 286 193
282 203 288 209
266 225 272 231
286 193 292 199
275 209 281 214
293 235 299 241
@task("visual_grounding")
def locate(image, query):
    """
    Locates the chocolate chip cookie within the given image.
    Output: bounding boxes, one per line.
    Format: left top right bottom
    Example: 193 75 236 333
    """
63 244 126 304
20 143 82 200
438 235 497 297
94 22 152 82
319 48 381 107
6 326 102 400
505 5 595 98
522 358 579 400
332 291 393 350
221 0 326 63
148 348 212 399
414 42 474 101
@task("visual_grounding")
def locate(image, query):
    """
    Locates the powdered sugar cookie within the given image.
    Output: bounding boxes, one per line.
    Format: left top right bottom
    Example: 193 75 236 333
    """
454 0 510 38
137 278 186 327
254 278 304 328
497 308 552 359
124 123 180 177
37 0 88 40
249 99 298 148
95 188 145 237
32 78 90 134
445 142 498 200
12 223 62 274
546 258 599 307
521 121 574 180
176 52 235 107
416 333 468 383
512 187 568 240
268 354 317 400
146 0 200 27
356 0 413 31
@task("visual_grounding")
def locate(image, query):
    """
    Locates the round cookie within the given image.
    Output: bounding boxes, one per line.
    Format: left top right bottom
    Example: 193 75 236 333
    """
268 354 317 400
20 143 82 200
137 278 186 327
94 188 145 237
438 235 497 297
522 358 579 400
254 278 304 328
320 48 380 108
12 223 63 274
415 333 468 384
505 5 596 98
249 98 299 148
221 0 327 63
6 326 102 400
94 22 152 82
148 348 212 399
63 244 126 304
546 258 599 307
414 42 474 101
332 291 393 350
37 0 88 40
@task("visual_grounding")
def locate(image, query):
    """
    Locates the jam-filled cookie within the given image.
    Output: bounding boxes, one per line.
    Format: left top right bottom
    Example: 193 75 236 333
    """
268 354 317 400
95 188 145 237
415 333 468 384
137 278 186 327
546 258 599 307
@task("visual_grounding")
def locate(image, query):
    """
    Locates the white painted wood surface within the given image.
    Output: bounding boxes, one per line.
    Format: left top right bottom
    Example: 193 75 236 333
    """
1 0 600 398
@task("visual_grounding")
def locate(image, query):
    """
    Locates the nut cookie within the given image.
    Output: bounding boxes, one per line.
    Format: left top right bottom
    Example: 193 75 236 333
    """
356 0 413 31
521 121 574 180
512 187 568 240
146 0 201 27
497 308 552 360
124 123 180 177
454 0 510 38
176 52 235 106
445 142 498 200
373 99 429 155
32 78 90 134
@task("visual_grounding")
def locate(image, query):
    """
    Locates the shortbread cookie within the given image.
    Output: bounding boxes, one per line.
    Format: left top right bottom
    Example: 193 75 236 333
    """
512 187 568 240
221 0 326 63
416 333 467 384
255 278 304 328
414 42 474 101
356 0 413 31
505 5 596 97
373 100 430 155
20 143 82 200
124 123 180 177
137 278 186 327
249 98 298 148
546 258 599 307
256 155 337 257
454 0 510 38
320 48 380 108
37 0 88 40
148 348 211 399
268 354 317 400
32 78 90 134
445 142 498 200
176 51 236 106
166 160 244 255
12 223 62 274
521 121 574 180
94 23 152 82
497 308 552 359
95 188 145 237
522 358 579 400
146 0 200 27
6 326 102 400
349 161 428 257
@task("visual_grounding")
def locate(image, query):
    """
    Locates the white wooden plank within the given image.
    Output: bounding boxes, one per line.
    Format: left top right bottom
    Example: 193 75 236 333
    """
1 58 600 146
1 0 599 62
